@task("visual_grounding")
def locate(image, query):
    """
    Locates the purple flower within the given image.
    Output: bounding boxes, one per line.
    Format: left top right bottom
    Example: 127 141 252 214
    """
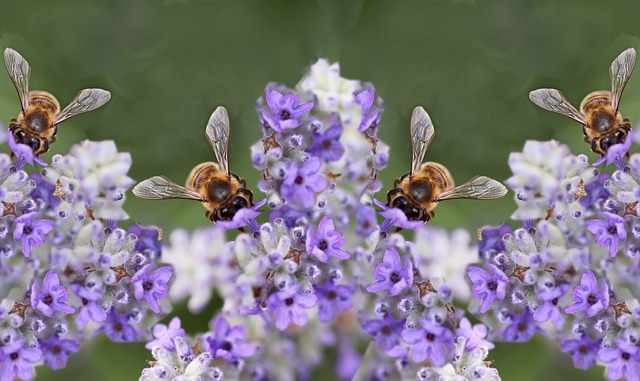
261 90 314 131
267 285 317 331
598 340 640 381
281 157 327 208
30 271 75 317
6 131 47 169
132 264 172 313
356 205 377 237
128 224 162 255
308 122 345 162
593 133 633 170
71 284 107 328
0 339 42 381
580 173 610 208
401 320 454 366
355 90 381 132
565 271 609 318
468 265 508 313
362 314 405 353
586 212 626 257
146 317 185 350
502 308 541 342
306 216 349 263
560 335 601 370
99 309 138 342
478 224 511 255
204 317 256 362
456 317 494 351
13 212 54 258
533 284 569 329
374 199 424 237
314 280 354 323
216 199 266 234
366 247 413 296
40 335 80 370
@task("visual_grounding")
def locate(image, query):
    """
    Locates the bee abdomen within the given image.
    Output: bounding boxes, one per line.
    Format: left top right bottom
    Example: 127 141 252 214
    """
28 91 60 114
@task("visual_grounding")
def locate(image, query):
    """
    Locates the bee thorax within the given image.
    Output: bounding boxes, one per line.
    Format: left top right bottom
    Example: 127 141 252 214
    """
207 180 232 203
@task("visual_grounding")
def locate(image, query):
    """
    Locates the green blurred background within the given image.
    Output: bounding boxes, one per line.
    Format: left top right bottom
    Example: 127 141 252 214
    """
2 0 639 379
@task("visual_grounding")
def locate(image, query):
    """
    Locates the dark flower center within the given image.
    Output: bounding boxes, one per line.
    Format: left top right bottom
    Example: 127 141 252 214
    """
221 341 233 351
285 298 294 306
317 240 328 251
425 332 436 342
389 272 402 283
279 110 291 120
142 280 154 291
587 294 598 305
327 291 337 300
622 352 631 361
23 225 33 235
517 323 527 332
381 325 391 335
607 225 617 235
552 297 559 306
487 280 498 291
322 140 332 149
81 297 89 306
294 176 304 185
579 345 588 354
114 323 123 332
10 352 18 361
53 345 62 354
42 293 53 305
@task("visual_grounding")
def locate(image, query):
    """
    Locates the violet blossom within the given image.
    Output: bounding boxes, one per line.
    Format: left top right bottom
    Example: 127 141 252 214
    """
306 216 349 263
261 89 314 131
13 212 54 258
30 271 75 317
367 247 413 296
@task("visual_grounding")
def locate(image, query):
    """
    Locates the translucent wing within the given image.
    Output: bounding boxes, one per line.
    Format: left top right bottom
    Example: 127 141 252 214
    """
54 88 111 125
610 47 636 113
205 106 230 176
436 176 507 201
410 106 435 176
529 88 586 125
4 48 31 113
132 176 205 201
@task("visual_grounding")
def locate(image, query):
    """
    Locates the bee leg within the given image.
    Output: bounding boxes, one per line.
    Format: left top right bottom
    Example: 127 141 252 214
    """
41 138 49 153
205 210 215 222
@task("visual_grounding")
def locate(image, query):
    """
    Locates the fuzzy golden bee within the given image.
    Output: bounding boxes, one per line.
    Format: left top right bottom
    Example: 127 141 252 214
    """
529 48 636 155
386 106 507 222
133 106 253 222
4 48 111 155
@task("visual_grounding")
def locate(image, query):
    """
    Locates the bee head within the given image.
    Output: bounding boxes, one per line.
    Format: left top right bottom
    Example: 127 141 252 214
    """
10 126 48 155
595 127 629 154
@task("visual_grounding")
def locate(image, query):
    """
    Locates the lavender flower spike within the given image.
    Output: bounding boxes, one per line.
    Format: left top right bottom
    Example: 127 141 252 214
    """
586 212 627 257
468 264 508 313
367 247 413 296
132 264 173 313
306 216 349 263
30 271 75 317
262 89 314 131
564 271 609 318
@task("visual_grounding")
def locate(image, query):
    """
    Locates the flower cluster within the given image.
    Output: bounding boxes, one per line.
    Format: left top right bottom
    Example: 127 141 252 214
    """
0 123 171 380
469 133 640 380
140 59 501 380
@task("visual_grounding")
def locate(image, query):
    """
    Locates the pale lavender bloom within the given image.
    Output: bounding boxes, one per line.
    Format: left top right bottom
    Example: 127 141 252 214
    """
478 224 511 255
99 309 138 342
306 216 349 263
502 308 541 342
132 264 172 313
586 212 627 257
0 339 42 381
262 90 314 131
129 224 162 255
598 340 640 381
593 134 633 170
367 247 413 296
356 205 377 237
314 280 354 323
560 335 601 370
13 212 54 257
468 265 508 313
281 157 327 208
401 320 454 366
533 284 569 329
72 284 107 328
565 271 609 318
6 131 47 169
456 317 494 350
204 317 256 362
267 285 317 331
30 271 75 317
355 90 381 132
40 335 80 370
362 314 405 353
145 317 185 350
308 122 345 162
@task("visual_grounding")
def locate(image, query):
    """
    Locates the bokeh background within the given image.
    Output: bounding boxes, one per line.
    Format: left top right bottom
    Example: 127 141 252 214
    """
1 0 639 379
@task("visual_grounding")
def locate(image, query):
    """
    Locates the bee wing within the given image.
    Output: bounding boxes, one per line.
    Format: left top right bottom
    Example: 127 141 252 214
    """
132 176 205 201
410 106 435 176
436 176 507 201
528 88 586 125
4 48 31 113
54 88 111 125
205 106 231 177
610 47 636 113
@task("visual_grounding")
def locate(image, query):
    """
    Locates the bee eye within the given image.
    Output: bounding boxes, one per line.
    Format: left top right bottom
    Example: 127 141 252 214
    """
30 138 40 150
600 137 611 150
232 197 248 208
16 130 26 139
392 197 408 208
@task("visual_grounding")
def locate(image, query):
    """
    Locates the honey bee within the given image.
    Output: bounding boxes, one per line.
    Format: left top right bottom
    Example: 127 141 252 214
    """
4 48 111 155
132 106 254 222
386 106 507 222
529 48 636 155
